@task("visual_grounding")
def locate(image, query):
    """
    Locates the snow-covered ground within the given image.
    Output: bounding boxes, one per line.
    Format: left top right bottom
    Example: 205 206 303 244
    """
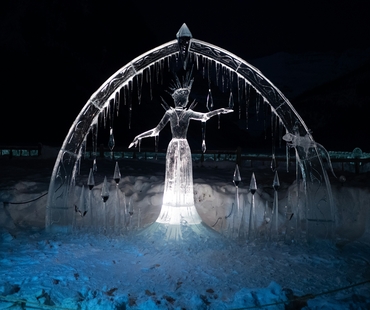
1 149 370 309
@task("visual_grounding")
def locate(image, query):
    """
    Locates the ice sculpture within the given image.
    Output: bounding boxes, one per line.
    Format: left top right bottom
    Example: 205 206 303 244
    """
283 132 336 178
45 23 336 242
129 74 232 231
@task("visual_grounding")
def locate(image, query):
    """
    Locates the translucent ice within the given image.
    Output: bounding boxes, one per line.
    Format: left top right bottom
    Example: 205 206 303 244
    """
129 74 232 230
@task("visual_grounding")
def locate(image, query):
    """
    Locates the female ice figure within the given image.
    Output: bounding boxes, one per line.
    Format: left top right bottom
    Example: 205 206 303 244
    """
129 77 232 235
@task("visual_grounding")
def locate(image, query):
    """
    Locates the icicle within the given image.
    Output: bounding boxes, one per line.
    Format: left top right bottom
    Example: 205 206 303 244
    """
155 135 159 159
148 65 153 100
270 154 277 172
138 138 142 153
155 61 159 84
123 84 127 105
109 99 115 128
80 138 86 159
256 93 261 121
215 62 220 87
137 72 143 105
102 106 107 128
245 82 250 129
228 91 234 109
206 89 213 112
195 53 199 70
108 128 115 151
115 89 120 117
263 101 267 140
218 112 221 129
90 121 98 157
93 158 98 172
237 76 242 104
113 161 121 185
161 58 165 84
221 65 225 92
207 58 211 86
201 121 206 153
278 118 283 149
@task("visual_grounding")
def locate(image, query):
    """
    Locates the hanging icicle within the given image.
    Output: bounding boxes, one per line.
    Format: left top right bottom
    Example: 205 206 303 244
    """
215 62 220 87
201 121 206 153
270 154 277 172
123 84 127 106
115 89 121 117
136 72 143 105
108 128 115 151
91 122 98 172
155 135 159 159
256 92 261 121
206 88 213 112
245 82 250 129
228 91 234 109
109 98 115 129
148 65 153 100
237 75 242 104
278 118 283 149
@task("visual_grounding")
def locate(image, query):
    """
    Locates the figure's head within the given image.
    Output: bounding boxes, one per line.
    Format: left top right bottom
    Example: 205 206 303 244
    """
172 88 190 107
169 70 194 108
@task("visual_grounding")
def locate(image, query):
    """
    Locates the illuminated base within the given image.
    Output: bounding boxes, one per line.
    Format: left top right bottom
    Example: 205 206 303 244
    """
137 221 223 243
156 204 202 225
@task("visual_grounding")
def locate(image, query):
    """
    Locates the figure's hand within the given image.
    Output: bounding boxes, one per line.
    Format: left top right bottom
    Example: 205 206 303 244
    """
128 138 138 148
222 108 233 114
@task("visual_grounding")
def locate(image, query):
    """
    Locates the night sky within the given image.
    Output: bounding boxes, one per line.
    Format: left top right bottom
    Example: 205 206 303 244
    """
1 0 369 151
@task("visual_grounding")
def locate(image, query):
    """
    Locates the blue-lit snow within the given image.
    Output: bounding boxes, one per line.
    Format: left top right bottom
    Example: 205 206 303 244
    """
0 147 369 309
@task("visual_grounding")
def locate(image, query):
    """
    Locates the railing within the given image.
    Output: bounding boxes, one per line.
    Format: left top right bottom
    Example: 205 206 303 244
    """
1 145 370 174
0 145 42 157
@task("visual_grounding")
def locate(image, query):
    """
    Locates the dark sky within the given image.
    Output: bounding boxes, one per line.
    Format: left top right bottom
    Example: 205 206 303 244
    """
1 0 369 149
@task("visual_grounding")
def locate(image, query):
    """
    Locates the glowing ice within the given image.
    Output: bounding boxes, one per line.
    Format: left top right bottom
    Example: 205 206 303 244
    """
283 132 336 177
45 23 336 242
129 73 232 229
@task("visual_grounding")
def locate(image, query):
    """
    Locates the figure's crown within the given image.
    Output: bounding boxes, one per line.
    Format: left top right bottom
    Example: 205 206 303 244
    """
169 70 194 100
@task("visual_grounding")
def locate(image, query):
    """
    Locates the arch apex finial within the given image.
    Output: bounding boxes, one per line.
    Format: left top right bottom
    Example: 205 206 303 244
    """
176 23 192 39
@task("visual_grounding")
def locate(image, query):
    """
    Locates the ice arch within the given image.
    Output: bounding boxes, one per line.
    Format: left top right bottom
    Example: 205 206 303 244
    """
46 24 335 238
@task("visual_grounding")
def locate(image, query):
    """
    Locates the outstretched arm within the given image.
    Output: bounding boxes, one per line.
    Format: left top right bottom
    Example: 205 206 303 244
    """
190 108 233 121
129 112 170 148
